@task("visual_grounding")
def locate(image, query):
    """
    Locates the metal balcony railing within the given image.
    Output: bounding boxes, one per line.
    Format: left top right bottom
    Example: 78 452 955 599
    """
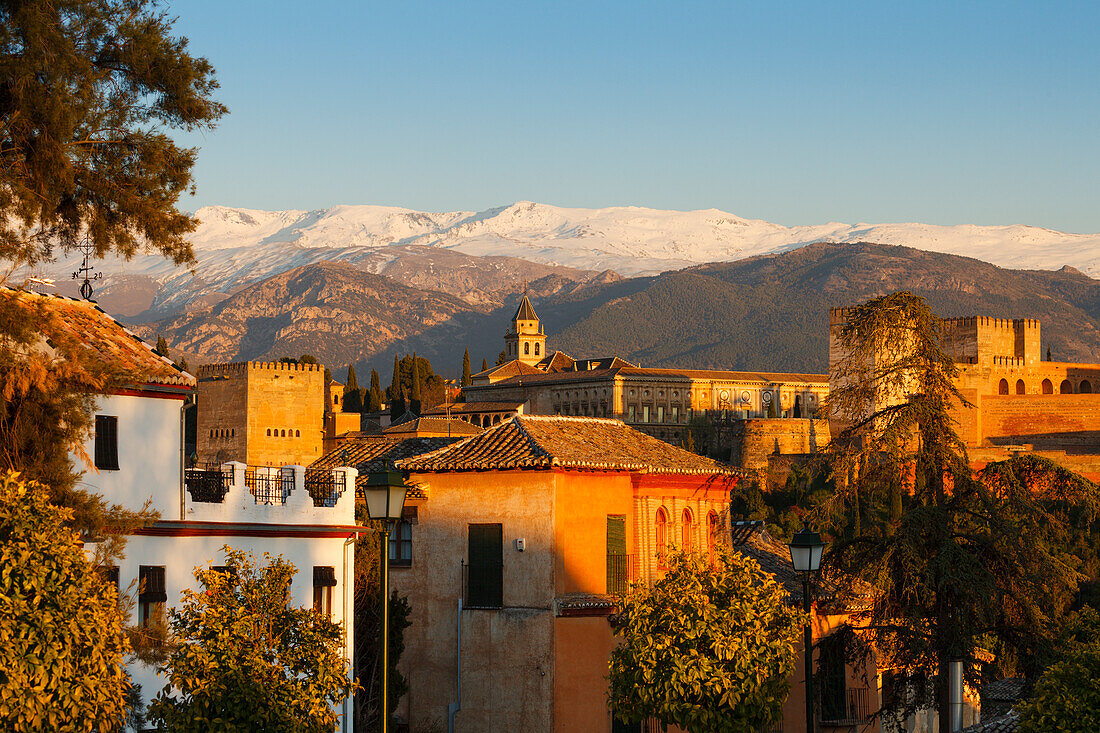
820 687 872 725
184 466 231 503
606 553 637 595
246 468 292 505
306 469 346 507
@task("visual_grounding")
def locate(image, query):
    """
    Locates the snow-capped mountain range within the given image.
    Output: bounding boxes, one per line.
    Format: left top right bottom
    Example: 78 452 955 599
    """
40 201 1100 317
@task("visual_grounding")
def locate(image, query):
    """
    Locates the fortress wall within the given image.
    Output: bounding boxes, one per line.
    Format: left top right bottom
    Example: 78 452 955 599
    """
976 393 1100 451
729 418 830 470
196 374 248 463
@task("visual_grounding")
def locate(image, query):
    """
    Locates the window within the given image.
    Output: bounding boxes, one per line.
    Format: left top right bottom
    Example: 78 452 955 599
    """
819 633 849 723
655 508 669 567
389 508 415 566
671 405 679 423
642 405 650 423
97 565 120 594
295 429 300 437
138 566 166 627
524 342 530 355
998 379 1009 395
1061 379 1073 394
1042 379 1053 394
267 428 271 436
606 515 628 594
313 566 336 618
628 405 636 422
94 415 119 470
707 511 720 564
1016 379 1026 395
657 405 665 423
681 508 694 552
467 524 503 608
534 343 540 356
1081 380 1093 394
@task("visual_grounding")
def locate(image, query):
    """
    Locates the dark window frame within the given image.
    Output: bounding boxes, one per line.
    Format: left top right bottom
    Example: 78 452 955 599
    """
467 523 503 609
94 415 119 471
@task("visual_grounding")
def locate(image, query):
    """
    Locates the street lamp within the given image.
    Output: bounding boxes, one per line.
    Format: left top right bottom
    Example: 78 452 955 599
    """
788 527 826 733
362 463 409 733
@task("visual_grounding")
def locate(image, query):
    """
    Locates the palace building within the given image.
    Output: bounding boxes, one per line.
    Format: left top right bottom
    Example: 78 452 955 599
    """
459 295 831 461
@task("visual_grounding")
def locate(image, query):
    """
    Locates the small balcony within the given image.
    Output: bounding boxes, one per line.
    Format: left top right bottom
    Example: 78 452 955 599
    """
184 464 231 503
305 468 346 508
820 687 872 726
606 553 637 595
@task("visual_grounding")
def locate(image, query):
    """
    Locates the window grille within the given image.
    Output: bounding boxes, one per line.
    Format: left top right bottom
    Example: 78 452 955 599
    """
465 524 503 608
94 415 119 470
185 465 231 503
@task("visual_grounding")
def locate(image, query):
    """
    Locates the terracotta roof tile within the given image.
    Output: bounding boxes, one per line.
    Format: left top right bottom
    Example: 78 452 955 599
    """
309 436 464 497
619 367 828 383
513 294 538 321
2 287 194 388
382 417 483 436
397 415 741 475
423 401 524 415
960 711 1019 733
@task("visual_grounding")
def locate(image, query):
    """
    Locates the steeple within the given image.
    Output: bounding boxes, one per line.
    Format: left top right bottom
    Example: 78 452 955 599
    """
505 287 547 366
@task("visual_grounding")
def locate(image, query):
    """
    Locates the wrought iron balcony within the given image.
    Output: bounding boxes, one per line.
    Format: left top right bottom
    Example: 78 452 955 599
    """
306 468 346 507
820 687 872 725
184 465 230 503
245 468 292 505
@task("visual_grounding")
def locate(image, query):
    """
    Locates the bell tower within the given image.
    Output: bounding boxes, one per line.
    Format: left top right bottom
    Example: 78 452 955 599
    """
505 289 546 366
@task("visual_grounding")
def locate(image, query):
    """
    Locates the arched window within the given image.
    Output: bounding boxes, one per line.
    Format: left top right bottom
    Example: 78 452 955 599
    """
535 343 540 356
655 508 669 567
266 429 271 436
481 415 490 428
707 511 720 564
1061 379 1073 394
280 429 286 437
1042 379 1053 394
998 379 1009 395
1015 379 1026 395
681 508 694 552
493 415 501 425
231 429 235 438
295 429 300 437
793 395 802 418
1081 380 1093 394
524 342 530 355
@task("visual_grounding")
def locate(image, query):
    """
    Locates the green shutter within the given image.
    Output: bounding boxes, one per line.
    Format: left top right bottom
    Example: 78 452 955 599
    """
607 515 627 594
468 523 503 608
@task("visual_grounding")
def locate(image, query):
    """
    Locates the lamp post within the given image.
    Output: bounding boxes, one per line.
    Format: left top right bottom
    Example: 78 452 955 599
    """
362 463 409 733
788 527 826 733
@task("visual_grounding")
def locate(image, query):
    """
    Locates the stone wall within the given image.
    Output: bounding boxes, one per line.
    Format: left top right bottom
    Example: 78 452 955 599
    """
727 418 831 471
196 367 248 463
973 393 1100 451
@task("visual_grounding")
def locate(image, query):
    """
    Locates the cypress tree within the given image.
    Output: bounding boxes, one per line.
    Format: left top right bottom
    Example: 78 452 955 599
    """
391 383 407 421
481 358 489 372
410 354 422 415
462 349 472 386
368 370 383 412
155 335 169 357
389 354 401 402
343 365 361 412
345 365 359 391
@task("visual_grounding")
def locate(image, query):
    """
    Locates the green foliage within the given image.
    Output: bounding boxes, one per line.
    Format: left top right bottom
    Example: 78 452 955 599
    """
481 357 488 372
346 364 359 391
819 293 1100 728
148 547 355 732
368 369 384 412
409 352 422 414
0 0 226 269
1018 608 1100 732
461 348 472 386
155 335 169 357
0 472 133 731
495 349 507 366
385 354 444 412
608 549 805 733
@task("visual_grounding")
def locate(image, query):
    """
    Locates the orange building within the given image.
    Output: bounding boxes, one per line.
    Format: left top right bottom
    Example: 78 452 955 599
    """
390 416 741 732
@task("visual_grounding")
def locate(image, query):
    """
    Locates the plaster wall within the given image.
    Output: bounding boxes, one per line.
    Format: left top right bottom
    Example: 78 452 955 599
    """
553 617 617 733
117 532 356 730
552 471 634 595
80 393 186 519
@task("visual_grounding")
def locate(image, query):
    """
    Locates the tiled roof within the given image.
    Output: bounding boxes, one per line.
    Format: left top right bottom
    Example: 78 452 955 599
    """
308 436 465 497
478 360 545 380
513 294 538 321
960 711 1019 733
468 366 621 387
382 418 483 436
983 678 1026 703
397 415 742 475
556 592 617 616
423 401 524 415
618 367 829 384
1 287 194 388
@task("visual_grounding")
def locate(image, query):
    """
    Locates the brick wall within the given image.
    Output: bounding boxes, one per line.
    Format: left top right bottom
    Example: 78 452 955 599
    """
974 393 1100 451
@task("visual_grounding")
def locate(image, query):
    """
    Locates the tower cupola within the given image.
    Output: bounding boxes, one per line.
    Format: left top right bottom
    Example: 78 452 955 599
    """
505 291 547 365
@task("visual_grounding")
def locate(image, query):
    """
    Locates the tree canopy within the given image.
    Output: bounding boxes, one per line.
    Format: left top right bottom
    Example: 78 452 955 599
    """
0 0 226 269
608 549 805 733
818 292 1100 732
148 547 355 732
1018 608 1100 732
0 471 133 731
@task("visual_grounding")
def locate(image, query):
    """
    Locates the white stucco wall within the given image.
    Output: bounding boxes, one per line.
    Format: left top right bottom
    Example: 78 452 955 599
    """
119 533 357 731
76 393 186 520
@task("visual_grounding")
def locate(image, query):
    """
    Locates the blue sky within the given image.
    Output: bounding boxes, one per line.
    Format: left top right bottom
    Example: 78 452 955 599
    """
173 1 1100 232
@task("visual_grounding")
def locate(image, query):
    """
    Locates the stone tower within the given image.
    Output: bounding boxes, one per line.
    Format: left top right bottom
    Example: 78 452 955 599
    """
504 292 546 366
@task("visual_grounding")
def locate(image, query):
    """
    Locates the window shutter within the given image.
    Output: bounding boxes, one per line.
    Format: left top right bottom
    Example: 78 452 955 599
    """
313 566 337 587
467 523 503 608
95 415 119 470
139 566 167 603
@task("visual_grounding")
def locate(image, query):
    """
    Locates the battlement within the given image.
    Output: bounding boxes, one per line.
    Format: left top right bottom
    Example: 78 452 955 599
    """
197 360 325 379
829 307 856 325
992 356 1024 367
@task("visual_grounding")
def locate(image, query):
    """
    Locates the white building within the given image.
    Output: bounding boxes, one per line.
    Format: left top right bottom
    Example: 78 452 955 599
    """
7 288 361 730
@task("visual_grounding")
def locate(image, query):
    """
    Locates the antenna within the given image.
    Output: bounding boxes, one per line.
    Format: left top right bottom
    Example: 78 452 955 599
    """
71 236 103 300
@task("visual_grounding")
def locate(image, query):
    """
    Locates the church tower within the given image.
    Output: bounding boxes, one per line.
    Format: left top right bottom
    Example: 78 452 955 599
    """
505 291 546 366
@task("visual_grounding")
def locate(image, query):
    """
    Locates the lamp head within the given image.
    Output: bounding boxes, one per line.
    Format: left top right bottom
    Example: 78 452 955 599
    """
788 526 825 573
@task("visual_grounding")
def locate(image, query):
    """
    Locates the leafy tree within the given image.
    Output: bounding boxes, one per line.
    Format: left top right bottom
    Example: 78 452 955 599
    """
0 472 133 731
820 292 1100 732
298 354 317 365
1018 608 1100 732
0 0 226 270
155 335 169 357
368 369 384 412
609 548 805 733
148 547 355 732
461 348 472 386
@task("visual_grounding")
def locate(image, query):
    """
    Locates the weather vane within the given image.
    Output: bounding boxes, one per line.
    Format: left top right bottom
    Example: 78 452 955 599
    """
71 236 102 300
